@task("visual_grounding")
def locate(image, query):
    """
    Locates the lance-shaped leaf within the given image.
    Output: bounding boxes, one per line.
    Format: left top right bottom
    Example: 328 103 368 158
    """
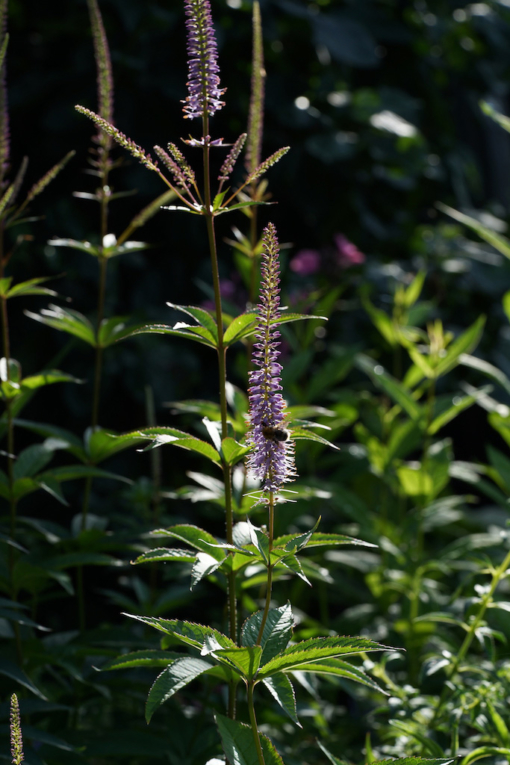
123 615 236 652
355 353 422 420
116 322 216 349
223 311 326 347
190 552 223 589
241 603 294 664
434 315 485 378
25 305 96 345
291 427 340 450
145 657 213 722
216 714 285 765
263 674 300 726
202 643 262 679
0 370 81 402
0 659 47 699
102 650 184 671
294 658 386 694
221 437 251 466
133 548 196 565
136 428 221 464
273 531 376 550
438 201 510 260
257 636 389 678
1 275 59 299
151 525 225 562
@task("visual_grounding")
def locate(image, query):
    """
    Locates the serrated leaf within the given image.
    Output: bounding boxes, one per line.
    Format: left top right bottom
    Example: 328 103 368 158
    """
205 645 261 679
279 554 311 585
263 674 301 726
146 657 213 722
294 658 386 694
124 615 236 651
136 428 221 464
258 636 388 678
25 305 96 345
13 443 56 480
133 548 196 565
102 650 184 671
291 427 340 450
274 532 376 550
241 604 294 664
461 747 510 765
190 552 223 589
216 714 284 765
221 437 251 465
116 323 216 349
166 303 218 341
152 525 225 562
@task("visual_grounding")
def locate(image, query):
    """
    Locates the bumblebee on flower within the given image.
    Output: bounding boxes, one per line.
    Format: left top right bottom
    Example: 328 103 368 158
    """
246 223 296 495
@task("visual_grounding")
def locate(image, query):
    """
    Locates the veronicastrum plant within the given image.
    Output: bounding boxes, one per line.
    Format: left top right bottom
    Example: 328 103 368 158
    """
72 2 461 764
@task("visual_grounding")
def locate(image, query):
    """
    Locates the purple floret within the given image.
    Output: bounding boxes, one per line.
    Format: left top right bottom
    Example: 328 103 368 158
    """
246 223 296 493
183 0 226 120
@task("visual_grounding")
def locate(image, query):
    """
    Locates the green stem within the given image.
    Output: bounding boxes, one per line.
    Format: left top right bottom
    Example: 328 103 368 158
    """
426 547 510 735
256 491 274 645
202 113 237 717
247 681 266 765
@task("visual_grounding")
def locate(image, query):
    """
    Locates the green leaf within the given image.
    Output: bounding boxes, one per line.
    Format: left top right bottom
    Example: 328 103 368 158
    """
216 714 284 765
152 525 225 562
317 740 348 765
166 303 218 342
223 313 257 346
190 552 223 589
389 721 445 758
102 650 184 671
263 674 300 726
215 199 273 216
434 316 485 377
221 437 251 465
146 657 213 722
116 323 216 349
438 201 510 260
136 428 221 464
461 747 510 765
355 354 422 420
204 645 261 679
98 316 137 347
0 659 47 698
279 553 312 585
460 353 510 397
291 427 340 450
274 531 376 551
48 237 100 256
362 294 396 346
486 700 510 747
428 392 478 435
248 522 270 564
37 464 132 485
295 658 386 694
25 304 96 345
258 636 388 679
124 615 236 651
13 443 56 480
133 548 196 565
6 276 58 299
15 420 86 460
241 604 294 665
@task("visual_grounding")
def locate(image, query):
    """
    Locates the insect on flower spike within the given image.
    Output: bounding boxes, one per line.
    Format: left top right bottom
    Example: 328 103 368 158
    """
246 223 296 496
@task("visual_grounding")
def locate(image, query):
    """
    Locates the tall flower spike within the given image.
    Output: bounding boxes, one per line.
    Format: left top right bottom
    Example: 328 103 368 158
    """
247 223 296 493
87 0 114 152
245 1 265 175
0 0 9 189
183 0 226 120
10 694 24 765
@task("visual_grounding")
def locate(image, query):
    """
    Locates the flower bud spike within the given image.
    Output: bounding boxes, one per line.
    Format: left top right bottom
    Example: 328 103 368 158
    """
0 0 9 189
154 146 194 197
182 0 226 120
218 133 247 188
245 1 265 176
10 694 24 765
75 107 158 172
246 223 296 495
87 0 114 153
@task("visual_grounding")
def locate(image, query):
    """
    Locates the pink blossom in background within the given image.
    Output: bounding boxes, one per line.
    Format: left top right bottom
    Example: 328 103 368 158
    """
289 248 321 275
334 234 365 267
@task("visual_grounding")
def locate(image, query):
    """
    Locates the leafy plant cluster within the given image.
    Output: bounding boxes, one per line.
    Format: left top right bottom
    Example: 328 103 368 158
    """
1 2 510 765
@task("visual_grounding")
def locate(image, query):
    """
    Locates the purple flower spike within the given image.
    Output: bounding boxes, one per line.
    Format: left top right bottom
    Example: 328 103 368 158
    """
183 0 226 120
246 223 296 494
